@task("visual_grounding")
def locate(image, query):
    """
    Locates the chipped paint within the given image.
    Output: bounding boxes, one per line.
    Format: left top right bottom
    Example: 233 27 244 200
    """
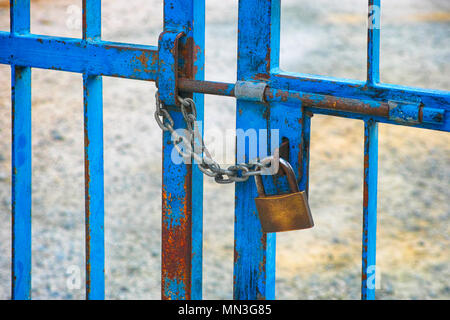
157 31 184 106
161 0 204 301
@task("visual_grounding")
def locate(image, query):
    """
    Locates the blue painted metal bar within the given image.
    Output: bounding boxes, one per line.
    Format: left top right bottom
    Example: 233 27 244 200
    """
367 0 380 84
1 32 447 131
158 31 184 106
361 1 380 300
305 106 447 131
161 0 204 300
11 0 32 301
361 120 378 300
82 0 105 300
11 66 32 300
179 78 448 130
268 102 307 296
190 0 205 300
0 32 158 81
271 71 450 113
234 0 279 300
270 71 449 132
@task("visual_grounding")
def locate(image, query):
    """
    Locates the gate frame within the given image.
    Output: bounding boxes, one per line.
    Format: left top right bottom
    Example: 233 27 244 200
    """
1 0 449 300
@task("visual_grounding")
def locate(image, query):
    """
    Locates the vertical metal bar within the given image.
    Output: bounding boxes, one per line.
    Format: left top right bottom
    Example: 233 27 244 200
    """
11 0 32 300
190 0 205 300
161 0 204 300
299 114 312 195
362 0 380 300
234 0 279 300
361 119 378 300
367 0 380 84
82 0 105 300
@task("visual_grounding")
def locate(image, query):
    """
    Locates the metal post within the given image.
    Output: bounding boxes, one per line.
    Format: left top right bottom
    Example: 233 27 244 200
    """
11 0 32 301
361 120 379 300
82 0 105 300
361 0 380 300
234 0 281 300
367 0 381 85
161 0 205 300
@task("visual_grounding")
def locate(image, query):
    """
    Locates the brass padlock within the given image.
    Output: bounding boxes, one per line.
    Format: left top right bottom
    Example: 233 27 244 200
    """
254 158 314 233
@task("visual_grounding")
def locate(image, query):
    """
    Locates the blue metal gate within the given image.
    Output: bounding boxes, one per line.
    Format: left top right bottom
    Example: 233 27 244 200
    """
1 0 448 300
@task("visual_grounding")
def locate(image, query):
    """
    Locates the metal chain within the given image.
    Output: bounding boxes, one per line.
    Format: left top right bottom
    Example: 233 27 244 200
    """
154 92 277 184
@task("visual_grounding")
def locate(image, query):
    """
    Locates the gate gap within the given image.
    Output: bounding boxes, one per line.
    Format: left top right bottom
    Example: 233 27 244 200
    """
280 0 366 81
30 69 85 299
204 1 237 83
201 0 238 299
202 95 236 300
0 0 8 31
101 0 162 45
380 0 450 91
31 0 82 38
276 115 364 299
376 123 450 299
102 77 161 299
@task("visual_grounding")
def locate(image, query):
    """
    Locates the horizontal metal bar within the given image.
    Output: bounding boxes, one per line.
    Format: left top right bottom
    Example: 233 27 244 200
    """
179 78 449 131
179 79 391 117
1 32 447 131
271 71 449 131
0 32 158 80
179 79 389 117
234 80 267 102
265 86 389 117
178 79 389 120
180 79 389 117
178 78 235 96
271 70 450 108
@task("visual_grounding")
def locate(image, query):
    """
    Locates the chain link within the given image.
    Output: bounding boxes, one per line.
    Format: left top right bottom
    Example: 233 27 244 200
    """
155 92 278 183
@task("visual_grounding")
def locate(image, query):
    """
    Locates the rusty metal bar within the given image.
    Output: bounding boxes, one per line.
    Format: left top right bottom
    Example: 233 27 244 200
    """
178 78 235 97
178 78 389 117
361 119 379 300
265 87 389 117
82 0 105 300
161 0 204 300
179 78 449 129
179 77 450 131
361 0 381 300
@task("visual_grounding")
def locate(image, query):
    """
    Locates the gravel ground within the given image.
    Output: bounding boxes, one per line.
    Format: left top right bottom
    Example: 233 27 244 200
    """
0 0 449 300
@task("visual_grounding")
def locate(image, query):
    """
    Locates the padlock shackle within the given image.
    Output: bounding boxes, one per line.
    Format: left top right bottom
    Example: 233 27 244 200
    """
254 157 299 196
281 159 300 193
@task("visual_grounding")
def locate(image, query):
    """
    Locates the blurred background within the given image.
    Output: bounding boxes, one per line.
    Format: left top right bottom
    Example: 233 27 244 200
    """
0 0 449 299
